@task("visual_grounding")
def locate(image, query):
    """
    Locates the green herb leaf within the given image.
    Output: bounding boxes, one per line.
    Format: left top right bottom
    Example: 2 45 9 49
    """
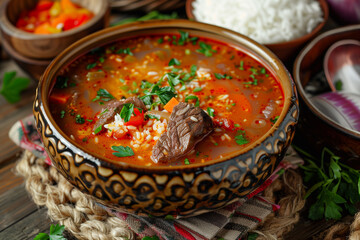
270 116 279 124
146 114 160 120
93 89 115 102
247 232 259 240
184 158 190 165
207 107 215 117
335 80 343 90
0 71 30 103
86 62 97 70
75 114 85 124
141 236 160 240
214 73 232 80
185 95 199 107
234 130 249 145
34 224 67 240
190 65 197 77
193 87 202 92
112 145 135 157
141 80 153 89
239 60 244 70
196 42 216 57
168 58 181 66
94 125 102 134
60 110 65 118
120 103 134 123
116 47 133 56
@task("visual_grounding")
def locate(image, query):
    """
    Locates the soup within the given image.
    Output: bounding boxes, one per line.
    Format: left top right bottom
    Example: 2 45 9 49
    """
49 31 284 166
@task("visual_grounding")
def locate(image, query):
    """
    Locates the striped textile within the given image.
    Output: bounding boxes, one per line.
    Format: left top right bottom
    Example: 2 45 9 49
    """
10 115 303 240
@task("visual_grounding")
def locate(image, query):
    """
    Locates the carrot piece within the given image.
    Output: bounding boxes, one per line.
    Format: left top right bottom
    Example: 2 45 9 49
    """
49 92 71 104
164 97 179 112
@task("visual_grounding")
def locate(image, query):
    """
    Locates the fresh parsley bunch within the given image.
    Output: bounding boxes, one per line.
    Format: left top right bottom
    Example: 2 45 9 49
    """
34 224 67 240
297 147 360 220
0 71 30 103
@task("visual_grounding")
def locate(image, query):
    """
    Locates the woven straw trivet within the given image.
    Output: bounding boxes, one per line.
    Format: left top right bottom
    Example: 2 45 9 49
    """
14 150 360 240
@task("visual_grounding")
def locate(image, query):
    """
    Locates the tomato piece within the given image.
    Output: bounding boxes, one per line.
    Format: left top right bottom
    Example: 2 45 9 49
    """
125 108 144 127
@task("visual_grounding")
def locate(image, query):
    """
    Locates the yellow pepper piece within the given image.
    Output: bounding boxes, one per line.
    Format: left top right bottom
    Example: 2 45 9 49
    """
60 0 77 11
49 1 61 17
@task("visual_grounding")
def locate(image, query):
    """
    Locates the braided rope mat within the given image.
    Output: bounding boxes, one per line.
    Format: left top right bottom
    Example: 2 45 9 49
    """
14 150 360 240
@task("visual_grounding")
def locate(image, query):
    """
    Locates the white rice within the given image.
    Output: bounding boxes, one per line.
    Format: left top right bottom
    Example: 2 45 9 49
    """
192 0 323 44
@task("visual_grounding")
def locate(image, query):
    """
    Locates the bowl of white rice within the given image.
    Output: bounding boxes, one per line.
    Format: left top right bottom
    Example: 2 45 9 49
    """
186 0 329 62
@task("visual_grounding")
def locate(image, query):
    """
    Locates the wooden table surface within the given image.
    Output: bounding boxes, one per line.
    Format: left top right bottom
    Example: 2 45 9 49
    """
0 10 352 240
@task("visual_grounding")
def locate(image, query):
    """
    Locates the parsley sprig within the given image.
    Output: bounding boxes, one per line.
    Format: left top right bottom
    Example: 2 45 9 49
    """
297 146 360 220
34 224 67 240
0 71 30 103
92 89 115 102
196 42 217 57
112 145 135 157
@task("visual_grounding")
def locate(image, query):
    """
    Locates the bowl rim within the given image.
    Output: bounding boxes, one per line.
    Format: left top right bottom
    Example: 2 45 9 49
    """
38 19 296 172
185 0 329 47
0 0 109 39
323 39 360 92
293 24 360 139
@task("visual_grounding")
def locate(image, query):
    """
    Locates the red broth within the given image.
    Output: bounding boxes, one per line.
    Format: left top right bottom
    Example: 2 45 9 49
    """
49 33 284 166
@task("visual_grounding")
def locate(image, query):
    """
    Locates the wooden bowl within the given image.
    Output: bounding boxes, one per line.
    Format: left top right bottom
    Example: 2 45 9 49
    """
2 36 50 80
186 0 329 63
0 0 109 59
293 24 360 168
34 20 299 218
110 0 185 12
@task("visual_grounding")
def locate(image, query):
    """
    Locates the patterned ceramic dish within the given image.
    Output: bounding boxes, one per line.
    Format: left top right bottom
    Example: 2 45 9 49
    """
34 20 299 218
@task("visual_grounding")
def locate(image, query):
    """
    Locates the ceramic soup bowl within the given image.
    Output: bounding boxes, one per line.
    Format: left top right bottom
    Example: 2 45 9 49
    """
33 20 298 218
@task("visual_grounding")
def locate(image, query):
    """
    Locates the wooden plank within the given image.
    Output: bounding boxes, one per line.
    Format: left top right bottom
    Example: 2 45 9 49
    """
0 207 52 240
0 160 24 195
0 183 38 231
0 60 36 166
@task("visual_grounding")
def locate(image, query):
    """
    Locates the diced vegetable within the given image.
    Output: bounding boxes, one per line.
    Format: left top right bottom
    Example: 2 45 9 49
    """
163 97 179 112
49 92 71 104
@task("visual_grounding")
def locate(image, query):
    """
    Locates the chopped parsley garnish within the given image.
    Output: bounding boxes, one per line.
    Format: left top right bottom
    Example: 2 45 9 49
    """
207 107 215 117
54 76 69 88
120 103 134 123
119 78 125 83
99 57 105 63
184 158 190 165
196 151 200 157
185 95 200 107
168 58 181 66
243 79 258 86
141 236 160 240
86 62 97 70
141 80 176 106
260 67 266 74
158 37 164 44
239 60 244 70
234 123 240 128
185 49 191 55
235 130 249 145
193 87 202 92
75 114 85 124
82 137 88 142
214 73 232 79
179 85 186 91
116 47 133 56
94 125 102 134
60 110 65 118
190 65 197 76
86 119 93 122
270 116 279 124
335 80 343 90
92 88 115 102
99 108 109 116
146 114 160 120
196 42 217 57
112 146 135 157
34 224 66 240
178 30 189 46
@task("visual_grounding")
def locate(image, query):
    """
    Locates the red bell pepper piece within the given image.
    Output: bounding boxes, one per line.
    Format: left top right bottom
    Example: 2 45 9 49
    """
125 108 144 127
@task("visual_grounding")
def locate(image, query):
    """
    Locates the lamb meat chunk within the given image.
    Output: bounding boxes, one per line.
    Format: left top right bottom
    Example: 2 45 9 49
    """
93 97 146 131
152 102 213 163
